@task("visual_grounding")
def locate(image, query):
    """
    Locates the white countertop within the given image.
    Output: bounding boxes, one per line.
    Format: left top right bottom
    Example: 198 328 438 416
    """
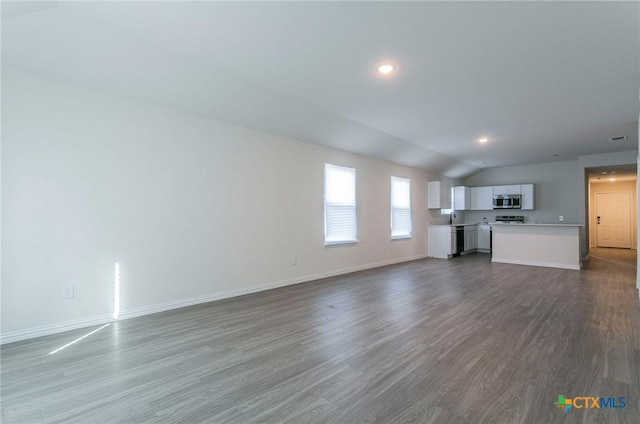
492 223 583 227
428 223 480 227
429 222 583 228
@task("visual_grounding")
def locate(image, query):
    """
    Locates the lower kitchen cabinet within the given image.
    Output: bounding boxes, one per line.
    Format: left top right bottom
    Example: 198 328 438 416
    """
427 226 456 259
428 224 484 259
463 225 477 254
478 224 491 252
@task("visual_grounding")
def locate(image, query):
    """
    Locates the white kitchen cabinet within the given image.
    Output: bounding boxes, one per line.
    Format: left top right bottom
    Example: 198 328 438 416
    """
521 184 535 210
427 225 456 258
427 181 452 209
493 185 507 195
481 186 494 210
506 185 521 195
478 224 491 252
463 225 478 253
453 186 470 210
463 183 534 211
470 187 482 210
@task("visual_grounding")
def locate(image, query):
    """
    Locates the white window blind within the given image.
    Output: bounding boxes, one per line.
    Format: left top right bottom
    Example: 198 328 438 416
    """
391 176 412 239
324 164 357 244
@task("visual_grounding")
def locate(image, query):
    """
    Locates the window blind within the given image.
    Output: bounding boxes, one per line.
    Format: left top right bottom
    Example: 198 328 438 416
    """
391 176 412 239
324 164 357 244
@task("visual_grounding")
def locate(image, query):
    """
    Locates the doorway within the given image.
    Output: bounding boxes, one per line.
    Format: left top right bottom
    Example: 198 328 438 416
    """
587 165 637 252
595 192 631 248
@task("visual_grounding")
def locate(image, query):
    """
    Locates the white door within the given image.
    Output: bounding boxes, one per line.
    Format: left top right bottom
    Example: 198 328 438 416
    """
596 192 631 248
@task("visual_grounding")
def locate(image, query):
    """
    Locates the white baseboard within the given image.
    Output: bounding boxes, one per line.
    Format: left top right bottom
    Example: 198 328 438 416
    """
492 257 581 271
0 314 113 345
1 254 428 345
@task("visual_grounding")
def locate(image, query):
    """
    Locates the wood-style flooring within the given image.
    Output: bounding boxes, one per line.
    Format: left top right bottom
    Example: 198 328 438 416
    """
2 248 640 423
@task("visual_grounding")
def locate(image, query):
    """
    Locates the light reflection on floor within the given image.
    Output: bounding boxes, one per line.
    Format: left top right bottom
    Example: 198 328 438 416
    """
48 323 110 355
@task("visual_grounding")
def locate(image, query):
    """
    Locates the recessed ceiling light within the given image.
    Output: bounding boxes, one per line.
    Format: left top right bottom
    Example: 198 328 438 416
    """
609 178 617 182
601 171 607 175
478 137 489 144
610 171 617 174
377 64 395 74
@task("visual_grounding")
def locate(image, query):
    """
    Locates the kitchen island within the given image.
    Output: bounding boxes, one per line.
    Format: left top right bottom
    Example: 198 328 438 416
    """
492 223 583 270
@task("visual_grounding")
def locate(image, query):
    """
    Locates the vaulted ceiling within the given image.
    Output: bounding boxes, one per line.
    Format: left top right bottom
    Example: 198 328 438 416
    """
3 1 639 178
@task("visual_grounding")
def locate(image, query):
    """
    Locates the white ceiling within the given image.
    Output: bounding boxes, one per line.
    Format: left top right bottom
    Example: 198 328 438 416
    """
2 1 639 178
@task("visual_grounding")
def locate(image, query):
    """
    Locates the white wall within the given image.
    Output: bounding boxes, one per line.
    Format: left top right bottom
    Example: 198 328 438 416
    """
2 69 442 341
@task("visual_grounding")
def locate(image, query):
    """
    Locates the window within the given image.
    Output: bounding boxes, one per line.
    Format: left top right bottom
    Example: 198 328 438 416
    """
391 176 412 239
324 164 357 245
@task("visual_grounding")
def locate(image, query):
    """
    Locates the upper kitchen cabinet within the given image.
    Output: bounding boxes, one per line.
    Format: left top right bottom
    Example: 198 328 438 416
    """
453 186 470 210
427 181 452 209
506 185 521 194
467 184 534 210
470 187 482 210
493 185 507 195
481 186 494 210
521 184 535 210
470 186 490 211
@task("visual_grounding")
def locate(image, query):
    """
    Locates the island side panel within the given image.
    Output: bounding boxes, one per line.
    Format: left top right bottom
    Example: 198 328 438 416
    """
492 225 581 270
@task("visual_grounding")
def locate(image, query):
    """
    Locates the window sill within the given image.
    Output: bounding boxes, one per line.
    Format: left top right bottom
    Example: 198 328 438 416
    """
391 235 412 240
324 240 359 246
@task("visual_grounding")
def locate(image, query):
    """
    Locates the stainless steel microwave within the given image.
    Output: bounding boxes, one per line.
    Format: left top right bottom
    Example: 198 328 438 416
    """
493 194 521 209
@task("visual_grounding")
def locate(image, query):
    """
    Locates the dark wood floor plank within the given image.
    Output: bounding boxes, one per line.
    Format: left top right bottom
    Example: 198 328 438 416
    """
2 247 639 423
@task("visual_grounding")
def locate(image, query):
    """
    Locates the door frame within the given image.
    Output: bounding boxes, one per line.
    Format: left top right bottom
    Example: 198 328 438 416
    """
588 180 636 251
594 191 632 248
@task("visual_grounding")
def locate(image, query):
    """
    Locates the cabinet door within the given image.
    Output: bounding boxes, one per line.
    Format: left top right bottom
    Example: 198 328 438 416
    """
428 181 452 209
428 227 454 258
506 185 521 194
470 229 477 250
478 229 490 249
453 186 470 210
464 226 477 251
427 181 441 209
521 184 535 210
481 186 494 210
493 185 507 195
470 187 482 210
441 182 452 209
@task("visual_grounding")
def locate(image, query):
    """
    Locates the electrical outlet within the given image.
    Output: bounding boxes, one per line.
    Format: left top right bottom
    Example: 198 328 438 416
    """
559 216 564 222
63 284 74 299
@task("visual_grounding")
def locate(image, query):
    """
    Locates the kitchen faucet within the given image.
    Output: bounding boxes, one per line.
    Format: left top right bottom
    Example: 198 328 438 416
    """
449 211 456 225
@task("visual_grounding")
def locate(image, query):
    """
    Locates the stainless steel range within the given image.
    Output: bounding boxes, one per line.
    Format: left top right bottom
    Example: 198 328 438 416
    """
495 215 525 224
